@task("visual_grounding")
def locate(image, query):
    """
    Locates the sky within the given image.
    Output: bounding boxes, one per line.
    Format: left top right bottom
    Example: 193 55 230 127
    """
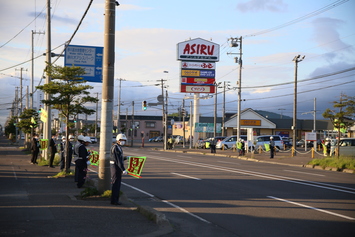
0 0 354 128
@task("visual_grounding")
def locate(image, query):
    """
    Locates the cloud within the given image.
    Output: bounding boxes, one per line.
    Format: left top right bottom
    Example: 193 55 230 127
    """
237 0 287 13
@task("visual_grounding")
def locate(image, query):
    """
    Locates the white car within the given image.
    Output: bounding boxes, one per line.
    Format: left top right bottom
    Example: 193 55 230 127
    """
216 135 247 150
338 138 355 157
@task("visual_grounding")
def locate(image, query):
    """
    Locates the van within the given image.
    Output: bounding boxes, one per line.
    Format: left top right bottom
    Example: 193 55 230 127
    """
338 138 355 157
255 135 283 150
216 135 247 150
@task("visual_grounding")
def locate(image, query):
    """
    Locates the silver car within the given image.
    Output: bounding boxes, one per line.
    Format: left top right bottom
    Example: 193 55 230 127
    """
338 138 355 157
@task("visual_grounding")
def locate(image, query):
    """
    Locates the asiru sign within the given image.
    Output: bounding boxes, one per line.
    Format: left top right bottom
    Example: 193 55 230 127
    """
177 38 220 62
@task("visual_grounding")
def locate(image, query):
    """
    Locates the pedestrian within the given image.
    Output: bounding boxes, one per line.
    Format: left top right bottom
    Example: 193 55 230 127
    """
30 134 40 164
167 136 173 150
49 134 57 168
240 139 245 156
110 134 128 205
270 136 275 158
210 138 217 153
74 135 90 188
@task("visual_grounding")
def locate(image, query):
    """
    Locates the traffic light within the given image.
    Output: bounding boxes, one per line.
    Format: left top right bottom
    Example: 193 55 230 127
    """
142 101 147 111
181 108 186 117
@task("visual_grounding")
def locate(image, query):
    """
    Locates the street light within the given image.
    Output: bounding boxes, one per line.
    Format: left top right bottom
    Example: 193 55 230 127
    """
229 37 243 141
292 55 305 153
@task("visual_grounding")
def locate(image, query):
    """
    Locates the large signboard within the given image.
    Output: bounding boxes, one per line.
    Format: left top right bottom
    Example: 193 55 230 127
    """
181 70 215 78
65 45 103 83
181 61 216 70
195 123 221 133
177 38 220 62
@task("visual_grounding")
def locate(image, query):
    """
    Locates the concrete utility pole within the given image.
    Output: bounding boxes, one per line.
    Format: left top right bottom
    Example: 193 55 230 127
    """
189 101 193 149
31 30 45 109
43 0 52 160
15 68 27 113
116 78 125 133
98 0 116 193
222 81 230 137
94 93 99 138
292 55 305 152
229 37 243 141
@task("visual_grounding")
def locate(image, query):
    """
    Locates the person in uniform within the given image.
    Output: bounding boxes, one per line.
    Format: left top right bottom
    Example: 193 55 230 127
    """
270 136 275 158
110 134 128 205
30 134 40 164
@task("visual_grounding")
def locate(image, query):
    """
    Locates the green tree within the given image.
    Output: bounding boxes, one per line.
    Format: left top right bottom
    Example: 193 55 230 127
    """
322 93 355 158
17 109 39 135
37 64 98 172
5 116 17 139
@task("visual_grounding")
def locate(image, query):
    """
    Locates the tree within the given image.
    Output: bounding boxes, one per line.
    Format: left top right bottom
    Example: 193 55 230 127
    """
322 93 355 158
17 109 39 135
37 64 98 173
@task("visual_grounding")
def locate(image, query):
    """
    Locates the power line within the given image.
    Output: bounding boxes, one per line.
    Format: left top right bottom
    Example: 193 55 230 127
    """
0 6 46 49
244 0 349 38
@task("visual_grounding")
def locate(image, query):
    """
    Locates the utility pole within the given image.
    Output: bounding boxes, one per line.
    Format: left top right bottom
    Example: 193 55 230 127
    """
229 37 243 141
182 99 185 148
15 68 28 113
157 78 167 150
222 81 230 137
292 55 305 152
31 30 44 109
94 93 99 138
131 101 134 147
189 101 193 149
116 78 125 133
43 0 52 160
214 82 222 137
98 0 116 193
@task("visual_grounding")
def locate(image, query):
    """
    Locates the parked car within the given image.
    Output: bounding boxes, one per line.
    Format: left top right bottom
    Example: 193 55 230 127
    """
255 135 283 150
338 138 355 157
155 136 164 142
149 136 158 142
216 135 247 150
171 135 184 144
282 137 292 148
90 137 98 143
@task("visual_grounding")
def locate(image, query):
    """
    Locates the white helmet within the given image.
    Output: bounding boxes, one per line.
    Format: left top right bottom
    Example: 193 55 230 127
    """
270 136 273 139
69 135 74 140
77 135 85 141
62 136 66 140
84 136 91 143
116 134 127 141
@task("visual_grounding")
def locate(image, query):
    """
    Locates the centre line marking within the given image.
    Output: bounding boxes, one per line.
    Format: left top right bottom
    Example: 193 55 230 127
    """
284 170 325 177
171 172 201 180
268 196 355 221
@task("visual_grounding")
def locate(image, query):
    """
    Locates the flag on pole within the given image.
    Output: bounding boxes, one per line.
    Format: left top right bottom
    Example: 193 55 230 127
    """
40 139 48 151
88 150 99 166
127 156 146 178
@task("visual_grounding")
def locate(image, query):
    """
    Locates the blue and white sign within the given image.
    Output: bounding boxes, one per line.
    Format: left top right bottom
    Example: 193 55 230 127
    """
65 45 103 83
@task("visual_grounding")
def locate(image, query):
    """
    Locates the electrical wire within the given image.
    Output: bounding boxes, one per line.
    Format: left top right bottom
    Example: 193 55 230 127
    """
244 0 349 38
0 6 46 49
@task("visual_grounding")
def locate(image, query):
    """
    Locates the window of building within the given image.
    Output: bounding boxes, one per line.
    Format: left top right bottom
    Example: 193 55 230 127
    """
146 122 155 128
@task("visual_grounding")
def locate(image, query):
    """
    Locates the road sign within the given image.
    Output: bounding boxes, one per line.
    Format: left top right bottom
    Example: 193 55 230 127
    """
64 45 103 83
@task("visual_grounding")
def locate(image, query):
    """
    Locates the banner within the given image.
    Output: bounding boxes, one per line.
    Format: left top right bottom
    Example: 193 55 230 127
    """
40 139 48 151
40 108 48 123
127 156 146 178
88 150 99 166
264 143 270 151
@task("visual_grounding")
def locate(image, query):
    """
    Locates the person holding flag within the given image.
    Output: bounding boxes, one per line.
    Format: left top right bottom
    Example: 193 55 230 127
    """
110 134 128 205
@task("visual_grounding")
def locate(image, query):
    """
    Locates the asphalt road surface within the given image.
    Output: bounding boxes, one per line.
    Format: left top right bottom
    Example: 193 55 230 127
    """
86 146 355 237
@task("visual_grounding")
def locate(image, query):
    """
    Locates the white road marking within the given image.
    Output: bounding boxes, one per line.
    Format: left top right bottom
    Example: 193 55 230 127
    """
268 196 355 221
218 161 240 165
177 155 193 158
125 152 355 195
171 172 201 180
284 169 325 177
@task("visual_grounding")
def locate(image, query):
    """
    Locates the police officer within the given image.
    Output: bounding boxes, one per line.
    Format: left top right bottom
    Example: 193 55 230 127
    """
110 134 128 205
74 135 90 188
270 136 275 158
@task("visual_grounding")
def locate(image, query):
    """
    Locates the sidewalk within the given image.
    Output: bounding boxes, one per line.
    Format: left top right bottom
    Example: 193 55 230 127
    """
0 136 171 237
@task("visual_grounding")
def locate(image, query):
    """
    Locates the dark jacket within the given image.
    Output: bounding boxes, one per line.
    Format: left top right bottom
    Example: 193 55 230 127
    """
110 144 126 172
31 138 40 152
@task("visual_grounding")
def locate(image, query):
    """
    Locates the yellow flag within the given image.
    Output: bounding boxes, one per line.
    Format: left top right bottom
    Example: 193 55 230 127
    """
40 108 48 123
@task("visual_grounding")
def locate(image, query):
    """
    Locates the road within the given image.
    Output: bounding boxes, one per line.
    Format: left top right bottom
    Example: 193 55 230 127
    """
87 145 355 237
